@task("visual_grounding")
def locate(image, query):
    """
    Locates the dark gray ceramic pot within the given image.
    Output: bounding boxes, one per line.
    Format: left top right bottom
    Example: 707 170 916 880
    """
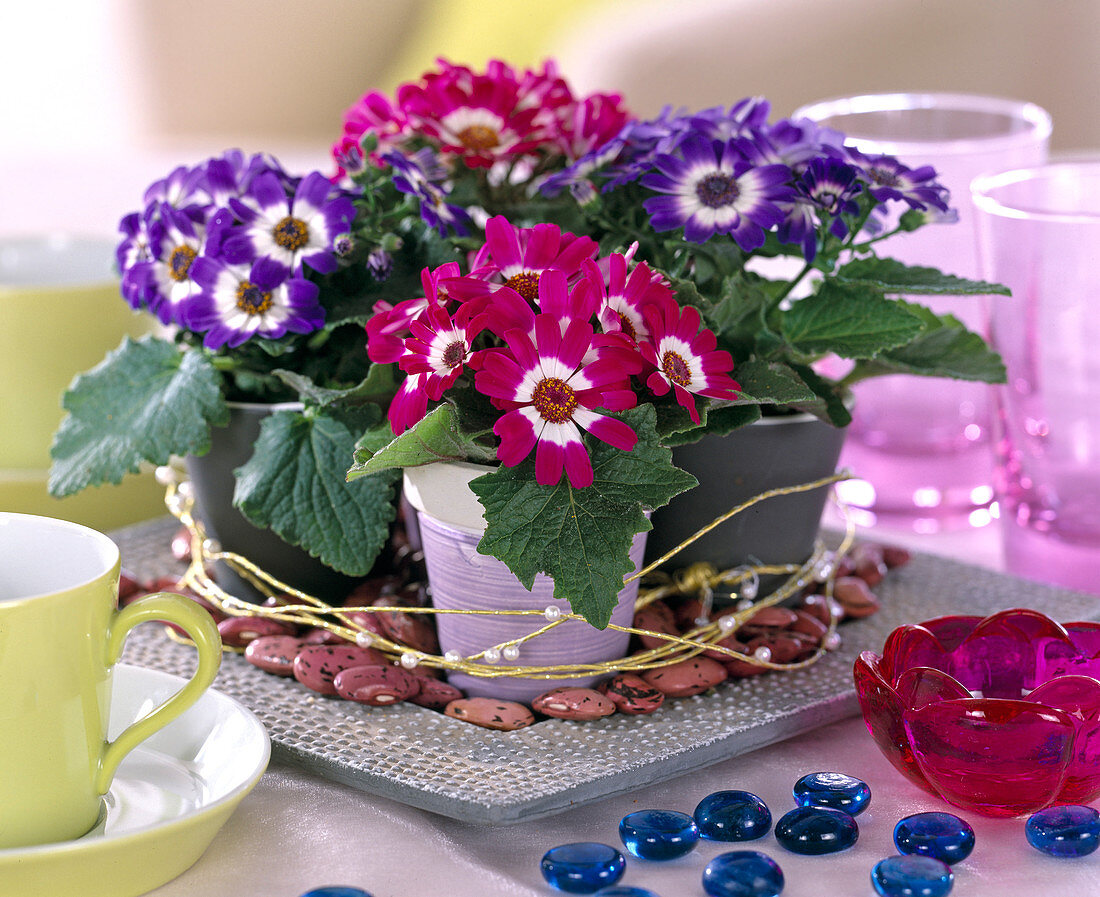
185 402 359 603
645 411 848 576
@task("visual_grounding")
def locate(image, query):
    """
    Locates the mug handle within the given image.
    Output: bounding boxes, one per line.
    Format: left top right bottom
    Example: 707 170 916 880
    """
95 593 223 793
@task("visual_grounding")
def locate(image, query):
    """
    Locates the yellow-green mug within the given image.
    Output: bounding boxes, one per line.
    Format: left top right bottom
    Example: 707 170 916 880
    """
0 512 222 849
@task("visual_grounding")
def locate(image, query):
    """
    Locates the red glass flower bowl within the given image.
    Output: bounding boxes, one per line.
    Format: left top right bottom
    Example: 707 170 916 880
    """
855 608 1100 817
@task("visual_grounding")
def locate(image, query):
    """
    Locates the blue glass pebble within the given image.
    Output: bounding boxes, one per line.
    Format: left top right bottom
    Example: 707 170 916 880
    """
871 855 953 897
702 850 784 897
541 842 627 893
792 772 871 815
694 790 772 842
298 889 374 897
774 806 858 855
893 812 975 865
593 887 662 897
1025 805 1100 858
620 809 699 860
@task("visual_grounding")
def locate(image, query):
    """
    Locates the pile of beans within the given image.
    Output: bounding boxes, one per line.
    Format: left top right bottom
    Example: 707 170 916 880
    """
121 537 910 730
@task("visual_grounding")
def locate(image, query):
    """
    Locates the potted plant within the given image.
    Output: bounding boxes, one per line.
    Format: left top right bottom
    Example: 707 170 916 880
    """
344 81 1008 636
47 60 631 601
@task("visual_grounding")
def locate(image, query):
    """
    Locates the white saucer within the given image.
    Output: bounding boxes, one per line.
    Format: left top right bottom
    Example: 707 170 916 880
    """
0 664 270 897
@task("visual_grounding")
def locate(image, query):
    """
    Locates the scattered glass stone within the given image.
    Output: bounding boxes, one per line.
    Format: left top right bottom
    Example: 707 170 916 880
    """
792 772 872 816
702 850 784 897
893 812 975 865
871 855 953 897
298 888 374 897
619 809 699 860
694 790 772 842
1025 805 1100 858
774 806 858 855
593 888 661 897
541 842 627 893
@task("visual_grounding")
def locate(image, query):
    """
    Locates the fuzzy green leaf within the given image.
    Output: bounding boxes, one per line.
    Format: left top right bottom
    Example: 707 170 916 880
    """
732 359 817 405
470 406 696 628
782 282 925 359
854 302 1007 383
838 256 1011 296
235 409 398 576
49 336 228 496
348 403 496 479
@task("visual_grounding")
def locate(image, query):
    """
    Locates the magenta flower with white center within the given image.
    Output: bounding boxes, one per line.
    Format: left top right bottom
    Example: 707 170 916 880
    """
454 215 599 303
582 254 672 345
387 373 432 436
640 296 740 423
366 262 461 364
399 300 487 402
474 275 641 488
225 171 356 276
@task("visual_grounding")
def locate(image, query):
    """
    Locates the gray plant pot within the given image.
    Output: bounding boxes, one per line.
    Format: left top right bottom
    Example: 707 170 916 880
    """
646 412 848 577
185 402 359 603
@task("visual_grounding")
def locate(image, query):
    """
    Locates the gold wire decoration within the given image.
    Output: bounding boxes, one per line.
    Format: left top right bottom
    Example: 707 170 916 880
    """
156 464 856 683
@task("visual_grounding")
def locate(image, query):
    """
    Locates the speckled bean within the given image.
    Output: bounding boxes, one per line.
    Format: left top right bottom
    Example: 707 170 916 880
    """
444 697 535 730
408 677 464 710
532 687 616 721
850 543 888 587
642 656 728 696
598 674 665 715
333 664 419 706
832 576 880 618
292 644 392 695
632 604 681 650
245 635 307 676
217 615 297 648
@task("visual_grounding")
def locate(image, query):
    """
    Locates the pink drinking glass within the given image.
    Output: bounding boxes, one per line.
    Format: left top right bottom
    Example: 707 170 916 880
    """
795 93 1051 531
973 160 1100 594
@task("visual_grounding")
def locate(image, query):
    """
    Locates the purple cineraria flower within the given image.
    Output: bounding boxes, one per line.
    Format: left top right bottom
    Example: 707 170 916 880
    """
122 203 205 326
224 171 356 276
640 136 794 248
142 164 207 218
778 157 863 261
831 145 950 212
186 254 324 349
385 148 473 237
688 97 772 142
116 211 155 310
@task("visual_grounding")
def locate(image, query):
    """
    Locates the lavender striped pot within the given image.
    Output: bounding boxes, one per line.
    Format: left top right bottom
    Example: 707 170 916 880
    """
403 462 647 703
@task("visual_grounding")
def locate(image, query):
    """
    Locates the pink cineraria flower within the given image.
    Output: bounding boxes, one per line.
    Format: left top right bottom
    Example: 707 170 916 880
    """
388 373 431 436
366 262 460 363
475 276 641 489
551 92 633 161
453 215 598 303
396 63 550 169
640 296 740 423
333 90 409 175
581 254 672 345
399 301 486 402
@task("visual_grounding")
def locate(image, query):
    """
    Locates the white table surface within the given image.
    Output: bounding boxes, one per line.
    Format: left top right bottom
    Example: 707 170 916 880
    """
5 148 1093 897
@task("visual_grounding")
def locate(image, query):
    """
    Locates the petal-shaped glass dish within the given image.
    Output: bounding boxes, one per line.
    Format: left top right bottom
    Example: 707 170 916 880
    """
855 608 1100 817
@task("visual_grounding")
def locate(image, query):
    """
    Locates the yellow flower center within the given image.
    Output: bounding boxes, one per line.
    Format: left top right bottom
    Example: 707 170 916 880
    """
236 281 274 315
661 350 692 387
532 377 578 424
504 270 540 302
273 216 309 251
456 124 500 151
168 244 197 282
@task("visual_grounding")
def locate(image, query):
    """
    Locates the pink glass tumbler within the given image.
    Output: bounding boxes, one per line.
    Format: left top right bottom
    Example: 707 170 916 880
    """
795 93 1051 531
973 160 1100 594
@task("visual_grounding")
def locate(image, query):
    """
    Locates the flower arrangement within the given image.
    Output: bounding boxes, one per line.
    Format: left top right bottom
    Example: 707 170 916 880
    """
50 58 1006 629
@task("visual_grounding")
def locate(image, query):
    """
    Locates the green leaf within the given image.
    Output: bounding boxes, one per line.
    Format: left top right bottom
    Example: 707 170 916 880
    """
782 281 925 359
732 359 817 405
49 336 228 496
234 409 398 576
788 363 853 427
347 403 496 479
470 406 696 628
851 302 1007 383
274 362 398 409
838 256 1011 296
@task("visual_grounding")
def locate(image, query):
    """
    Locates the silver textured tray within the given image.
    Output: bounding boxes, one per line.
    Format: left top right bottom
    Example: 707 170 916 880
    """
115 516 1100 825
